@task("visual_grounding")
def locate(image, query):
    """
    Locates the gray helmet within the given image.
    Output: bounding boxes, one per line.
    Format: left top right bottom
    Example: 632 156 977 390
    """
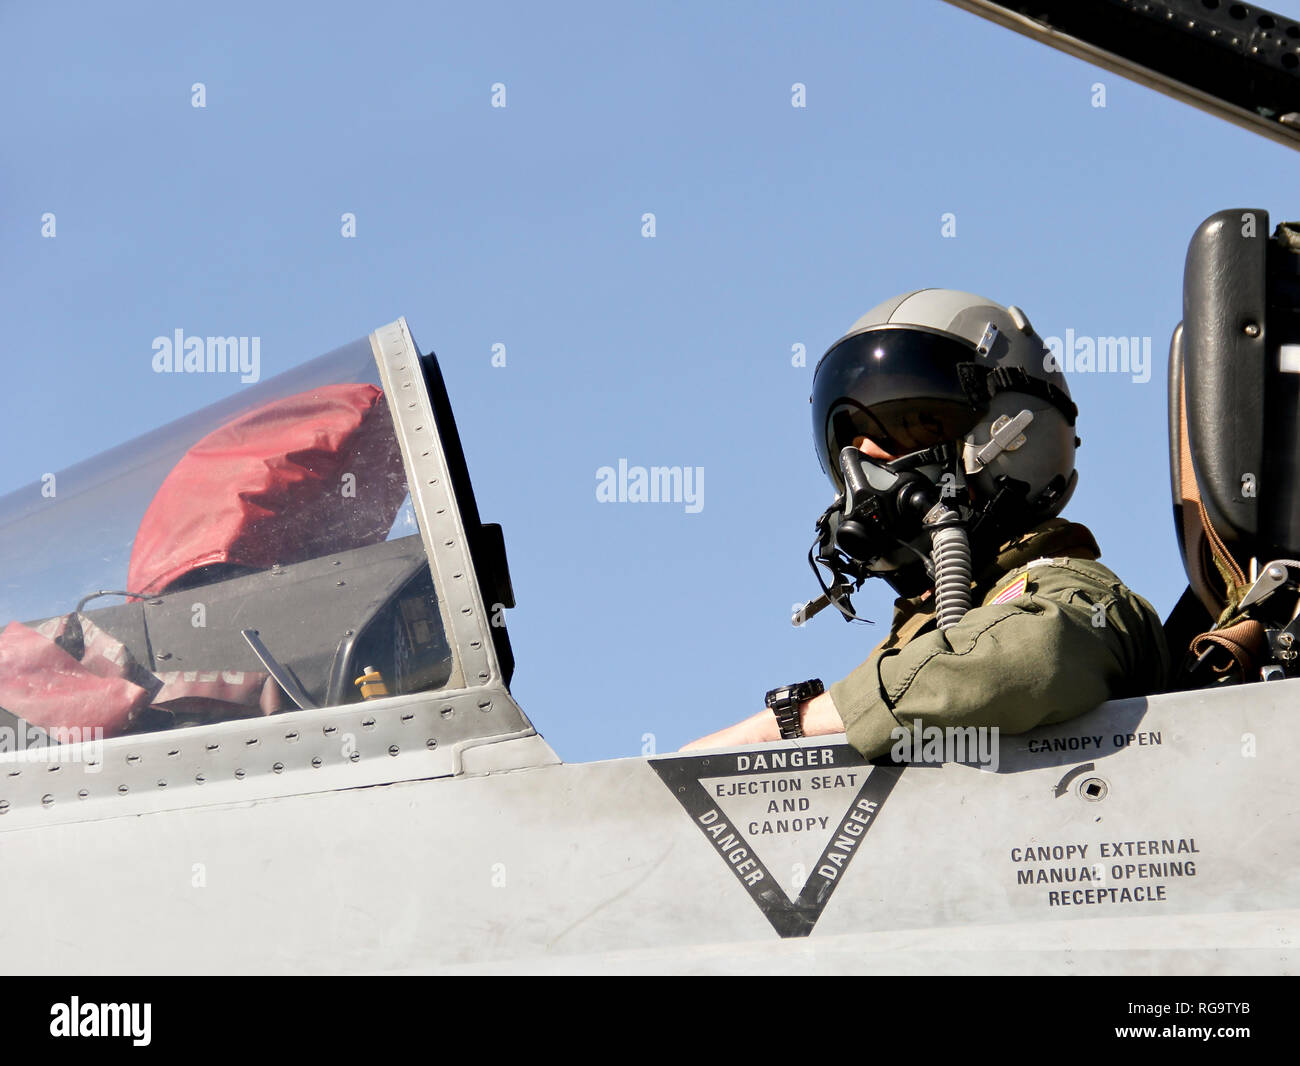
811 288 1079 535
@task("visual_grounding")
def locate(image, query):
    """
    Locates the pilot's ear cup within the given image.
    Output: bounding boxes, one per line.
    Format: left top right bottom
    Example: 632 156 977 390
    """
964 397 1077 521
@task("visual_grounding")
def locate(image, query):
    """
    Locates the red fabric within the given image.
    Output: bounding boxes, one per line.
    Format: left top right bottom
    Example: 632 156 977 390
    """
0 617 279 735
0 620 153 737
127 383 406 595
0 383 408 738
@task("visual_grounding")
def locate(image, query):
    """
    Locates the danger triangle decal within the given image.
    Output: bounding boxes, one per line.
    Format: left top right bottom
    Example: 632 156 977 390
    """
651 744 901 938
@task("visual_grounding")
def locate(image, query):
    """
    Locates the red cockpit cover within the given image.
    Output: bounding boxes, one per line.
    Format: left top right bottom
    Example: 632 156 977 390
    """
127 383 406 595
0 383 408 737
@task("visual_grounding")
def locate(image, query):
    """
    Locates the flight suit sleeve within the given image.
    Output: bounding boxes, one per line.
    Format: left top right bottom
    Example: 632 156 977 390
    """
828 559 1169 759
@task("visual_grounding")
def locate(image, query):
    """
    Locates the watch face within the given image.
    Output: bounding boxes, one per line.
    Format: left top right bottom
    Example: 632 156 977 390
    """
768 679 822 706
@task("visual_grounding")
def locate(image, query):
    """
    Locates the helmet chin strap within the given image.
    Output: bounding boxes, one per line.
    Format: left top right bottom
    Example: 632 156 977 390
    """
883 440 959 473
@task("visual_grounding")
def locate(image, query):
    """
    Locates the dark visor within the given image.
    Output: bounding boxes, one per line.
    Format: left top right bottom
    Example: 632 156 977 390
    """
811 325 985 481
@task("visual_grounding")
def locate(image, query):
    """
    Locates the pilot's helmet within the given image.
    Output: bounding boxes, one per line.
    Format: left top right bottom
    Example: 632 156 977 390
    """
810 288 1079 532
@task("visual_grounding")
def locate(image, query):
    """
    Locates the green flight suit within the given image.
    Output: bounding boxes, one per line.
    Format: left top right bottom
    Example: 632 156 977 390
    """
829 519 1170 759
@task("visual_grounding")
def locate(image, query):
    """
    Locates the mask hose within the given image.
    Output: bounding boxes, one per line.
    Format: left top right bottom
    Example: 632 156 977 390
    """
924 503 972 630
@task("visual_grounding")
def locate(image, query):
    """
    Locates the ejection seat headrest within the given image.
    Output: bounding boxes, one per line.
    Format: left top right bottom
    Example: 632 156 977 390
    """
1169 207 1300 619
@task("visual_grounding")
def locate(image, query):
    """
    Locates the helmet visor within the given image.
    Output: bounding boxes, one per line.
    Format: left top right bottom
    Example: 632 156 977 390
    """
811 325 984 482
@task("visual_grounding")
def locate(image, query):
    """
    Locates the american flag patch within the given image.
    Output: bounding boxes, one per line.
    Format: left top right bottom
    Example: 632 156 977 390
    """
991 572 1029 605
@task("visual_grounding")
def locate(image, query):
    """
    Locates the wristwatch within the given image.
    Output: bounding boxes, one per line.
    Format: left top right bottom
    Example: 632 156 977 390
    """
764 678 824 740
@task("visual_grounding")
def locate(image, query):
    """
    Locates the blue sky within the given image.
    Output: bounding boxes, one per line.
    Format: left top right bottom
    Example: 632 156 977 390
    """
3 1 1299 762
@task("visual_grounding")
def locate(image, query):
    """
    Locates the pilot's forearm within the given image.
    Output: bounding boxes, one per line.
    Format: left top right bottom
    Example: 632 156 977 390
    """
680 691 844 751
